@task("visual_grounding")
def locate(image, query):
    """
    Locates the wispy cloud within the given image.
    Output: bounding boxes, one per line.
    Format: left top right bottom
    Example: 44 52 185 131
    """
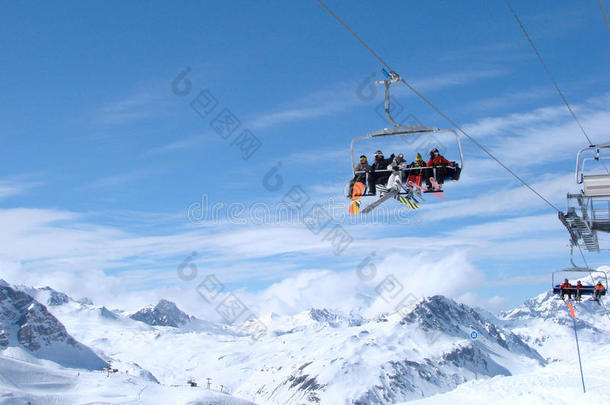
438 41 527 63
249 68 510 130
86 168 159 189
407 68 509 93
458 93 610 172
144 133 210 156
92 81 175 126
248 82 359 130
0 178 38 200
461 85 556 113
0 182 23 200
416 172 571 222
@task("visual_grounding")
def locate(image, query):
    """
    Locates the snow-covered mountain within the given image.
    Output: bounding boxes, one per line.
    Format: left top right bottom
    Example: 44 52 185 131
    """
3 280 608 405
130 299 192 327
16 285 72 307
33 289 545 404
0 283 107 370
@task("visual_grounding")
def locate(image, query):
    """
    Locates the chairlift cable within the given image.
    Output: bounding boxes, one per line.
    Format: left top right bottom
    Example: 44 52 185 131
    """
505 0 610 177
315 0 562 213
576 243 610 321
504 0 596 146
564 300 587 393
598 0 610 33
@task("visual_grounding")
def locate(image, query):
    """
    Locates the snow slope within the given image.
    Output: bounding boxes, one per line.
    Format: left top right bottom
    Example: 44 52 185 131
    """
0 349 256 405
402 344 610 405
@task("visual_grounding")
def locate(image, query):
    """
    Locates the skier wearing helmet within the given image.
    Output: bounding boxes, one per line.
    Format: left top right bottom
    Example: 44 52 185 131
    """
369 150 394 195
426 148 454 190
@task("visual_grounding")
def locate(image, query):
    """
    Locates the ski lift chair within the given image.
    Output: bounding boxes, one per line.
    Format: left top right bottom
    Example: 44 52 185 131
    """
552 267 608 297
350 69 464 197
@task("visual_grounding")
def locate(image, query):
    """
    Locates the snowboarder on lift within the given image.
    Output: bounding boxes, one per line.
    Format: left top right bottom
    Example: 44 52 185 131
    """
348 155 371 198
426 148 455 190
593 281 606 302
560 278 573 301
386 153 408 190
369 150 394 195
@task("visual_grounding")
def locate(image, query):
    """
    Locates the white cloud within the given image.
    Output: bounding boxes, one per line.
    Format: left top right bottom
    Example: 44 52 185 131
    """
457 292 509 314
416 172 571 222
240 269 365 317
444 214 558 241
0 178 37 200
363 250 484 318
0 203 569 318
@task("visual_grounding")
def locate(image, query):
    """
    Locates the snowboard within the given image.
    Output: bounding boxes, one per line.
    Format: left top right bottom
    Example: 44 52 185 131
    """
349 182 365 215
397 195 419 209
361 189 398 214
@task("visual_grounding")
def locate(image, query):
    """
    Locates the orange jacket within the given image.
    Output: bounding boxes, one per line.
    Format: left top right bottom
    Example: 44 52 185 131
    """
595 284 606 291
427 155 454 167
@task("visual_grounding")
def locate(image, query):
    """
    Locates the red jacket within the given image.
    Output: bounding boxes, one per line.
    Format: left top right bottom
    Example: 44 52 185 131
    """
427 155 454 167
560 282 573 290
575 284 584 290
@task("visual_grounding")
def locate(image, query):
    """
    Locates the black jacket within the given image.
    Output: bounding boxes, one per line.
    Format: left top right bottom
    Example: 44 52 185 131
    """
371 155 394 172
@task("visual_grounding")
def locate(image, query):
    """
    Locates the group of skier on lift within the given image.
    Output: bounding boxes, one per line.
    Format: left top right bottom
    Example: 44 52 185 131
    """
348 147 456 198
559 278 606 303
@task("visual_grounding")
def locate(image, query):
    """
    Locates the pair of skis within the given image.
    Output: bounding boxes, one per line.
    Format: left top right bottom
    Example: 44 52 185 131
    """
349 181 420 215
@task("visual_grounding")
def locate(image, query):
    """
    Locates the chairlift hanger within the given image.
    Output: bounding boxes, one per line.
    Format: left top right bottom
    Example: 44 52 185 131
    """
350 69 464 175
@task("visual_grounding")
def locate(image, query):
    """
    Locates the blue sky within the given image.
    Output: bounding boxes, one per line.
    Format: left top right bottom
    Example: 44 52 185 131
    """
1 1 609 318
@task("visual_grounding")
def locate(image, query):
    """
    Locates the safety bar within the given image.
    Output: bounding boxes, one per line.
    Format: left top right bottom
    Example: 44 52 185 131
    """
353 165 456 175
350 128 464 175
551 268 609 289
